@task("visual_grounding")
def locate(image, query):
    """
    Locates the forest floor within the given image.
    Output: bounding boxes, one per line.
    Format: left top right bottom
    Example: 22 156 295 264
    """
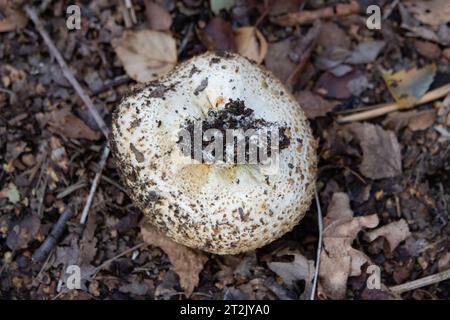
0 0 449 300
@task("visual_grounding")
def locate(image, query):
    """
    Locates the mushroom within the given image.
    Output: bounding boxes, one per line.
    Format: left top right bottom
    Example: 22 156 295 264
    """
111 52 317 255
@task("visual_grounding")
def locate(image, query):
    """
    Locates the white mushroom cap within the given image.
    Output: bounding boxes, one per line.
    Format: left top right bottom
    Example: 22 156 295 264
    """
111 52 317 255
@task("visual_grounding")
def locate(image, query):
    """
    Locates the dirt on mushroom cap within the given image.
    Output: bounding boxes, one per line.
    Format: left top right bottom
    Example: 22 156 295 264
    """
111 52 317 255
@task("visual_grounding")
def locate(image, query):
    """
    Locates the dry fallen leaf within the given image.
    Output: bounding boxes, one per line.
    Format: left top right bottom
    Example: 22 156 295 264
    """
6 214 41 251
112 29 177 83
140 221 208 297
403 0 450 28
234 27 268 64
365 219 411 252
314 69 365 99
295 90 337 119
198 17 236 52
144 0 172 31
383 109 437 132
48 108 101 141
268 250 315 299
383 64 436 109
0 7 27 33
265 37 297 83
347 123 402 179
319 193 379 299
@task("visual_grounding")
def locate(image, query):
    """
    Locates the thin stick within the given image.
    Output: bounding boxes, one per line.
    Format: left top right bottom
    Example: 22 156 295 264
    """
26 5 112 226
310 189 323 300
271 0 360 27
337 83 450 123
92 242 147 276
32 206 74 262
24 5 110 138
390 269 450 294
80 144 110 224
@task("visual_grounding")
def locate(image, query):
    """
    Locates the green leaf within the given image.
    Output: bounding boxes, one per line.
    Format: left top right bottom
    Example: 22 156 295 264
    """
210 0 235 15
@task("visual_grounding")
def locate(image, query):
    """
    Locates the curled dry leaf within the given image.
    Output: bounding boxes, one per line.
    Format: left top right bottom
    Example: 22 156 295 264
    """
234 27 267 64
295 90 337 119
383 64 436 109
144 0 172 31
365 219 411 252
347 123 402 180
112 30 177 83
140 221 208 297
319 192 379 299
267 250 315 299
48 108 101 141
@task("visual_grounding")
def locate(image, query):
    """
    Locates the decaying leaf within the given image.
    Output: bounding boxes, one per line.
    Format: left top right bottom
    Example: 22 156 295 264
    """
6 214 41 250
382 64 436 109
112 30 177 83
265 37 297 83
383 109 437 132
140 221 208 296
314 69 365 99
403 0 450 28
268 250 315 299
234 27 267 64
0 7 27 33
319 192 379 299
295 90 338 119
198 17 236 52
48 108 101 141
365 219 411 252
345 41 385 65
347 123 402 179
144 0 172 31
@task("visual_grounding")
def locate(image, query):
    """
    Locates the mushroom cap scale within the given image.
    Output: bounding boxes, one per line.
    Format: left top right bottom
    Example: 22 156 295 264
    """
111 52 317 254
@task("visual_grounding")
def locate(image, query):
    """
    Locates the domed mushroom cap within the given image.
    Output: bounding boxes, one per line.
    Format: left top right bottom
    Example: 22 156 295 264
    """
111 52 317 255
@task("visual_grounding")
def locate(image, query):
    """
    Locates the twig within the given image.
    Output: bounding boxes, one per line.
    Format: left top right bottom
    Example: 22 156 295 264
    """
310 189 323 300
32 206 74 262
270 0 360 27
24 5 110 138
92 242 147 277
390 269 450 294
337 83 450 123
434 125 450 140
91 74 130 95
80 144 110 224
25 5 111 225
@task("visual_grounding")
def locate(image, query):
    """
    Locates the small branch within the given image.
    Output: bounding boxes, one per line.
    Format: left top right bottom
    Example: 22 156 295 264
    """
337 83 450 123
310 189 323 300
32 206 74 262
91 74 130 95
80 144 110 224
92 242 147 277
390 269 450 294
271 0 360 27
25 5 112 226
24 5 110 138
